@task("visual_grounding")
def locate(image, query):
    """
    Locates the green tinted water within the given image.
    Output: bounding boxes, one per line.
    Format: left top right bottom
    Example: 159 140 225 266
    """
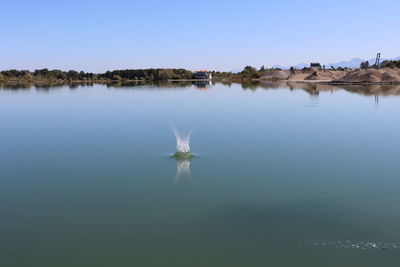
1 82 400 266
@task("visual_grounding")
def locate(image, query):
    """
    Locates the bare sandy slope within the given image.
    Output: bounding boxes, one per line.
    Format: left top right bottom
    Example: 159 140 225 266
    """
261 68 349 82
287 73 310 81
335 68 400 83
304 70 348 81
288 68 349 82
261 67 400 83
260 70 290 80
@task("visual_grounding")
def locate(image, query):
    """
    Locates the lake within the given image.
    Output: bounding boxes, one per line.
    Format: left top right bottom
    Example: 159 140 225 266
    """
1 81 400 266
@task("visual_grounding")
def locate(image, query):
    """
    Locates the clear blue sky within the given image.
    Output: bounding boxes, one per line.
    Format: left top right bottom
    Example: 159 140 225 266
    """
1 0 399 72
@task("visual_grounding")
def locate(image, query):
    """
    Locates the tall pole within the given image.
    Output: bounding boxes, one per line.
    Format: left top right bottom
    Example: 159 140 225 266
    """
374 53 381 68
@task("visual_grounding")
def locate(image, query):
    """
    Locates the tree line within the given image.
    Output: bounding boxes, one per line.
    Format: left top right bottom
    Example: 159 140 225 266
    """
0 66 269 83
212 65 283 80
0 68 194 82
4 62 399 84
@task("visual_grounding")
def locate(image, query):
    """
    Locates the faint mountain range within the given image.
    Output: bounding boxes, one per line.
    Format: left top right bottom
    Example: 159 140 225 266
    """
272 56 400 70
326 56 400 68
229 68 242 73
325 58 366 69
270 65 287 69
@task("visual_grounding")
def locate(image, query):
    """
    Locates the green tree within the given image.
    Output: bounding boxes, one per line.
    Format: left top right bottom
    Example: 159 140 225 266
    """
241 66 260 79
360 61 369 69
112 74 122 80
158 69 174 80
22 71 33 81
67 70 79 80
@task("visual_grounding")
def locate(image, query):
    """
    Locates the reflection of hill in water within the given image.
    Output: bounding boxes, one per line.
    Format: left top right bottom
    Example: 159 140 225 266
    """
287 82 338 92
268 81 400 96
333 84 400 96
241 80 288 90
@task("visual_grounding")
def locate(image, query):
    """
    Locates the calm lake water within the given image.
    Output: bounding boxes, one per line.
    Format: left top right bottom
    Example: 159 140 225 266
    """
1 81 400 266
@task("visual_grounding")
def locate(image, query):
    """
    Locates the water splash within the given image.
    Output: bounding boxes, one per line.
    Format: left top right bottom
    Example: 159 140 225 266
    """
172 126 192 158
295 240 400 250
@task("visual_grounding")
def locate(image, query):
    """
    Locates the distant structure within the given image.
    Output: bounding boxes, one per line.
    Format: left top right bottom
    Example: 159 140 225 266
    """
373 53 381 68
310 63 322 69
194 70 212 80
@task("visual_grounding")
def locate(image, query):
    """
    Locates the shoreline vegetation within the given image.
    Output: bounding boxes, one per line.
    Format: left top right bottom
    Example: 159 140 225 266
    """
1 60 400 86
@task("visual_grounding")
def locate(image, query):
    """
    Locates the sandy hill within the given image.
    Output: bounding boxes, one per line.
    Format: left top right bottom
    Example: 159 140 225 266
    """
304 70 348 80
259 67 400 83
335 68 400 83
287 68 349 82
260 70 290 80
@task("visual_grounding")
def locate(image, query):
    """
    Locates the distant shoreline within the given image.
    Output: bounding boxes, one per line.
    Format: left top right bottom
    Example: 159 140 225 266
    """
2 78 400 87
2 64 400 85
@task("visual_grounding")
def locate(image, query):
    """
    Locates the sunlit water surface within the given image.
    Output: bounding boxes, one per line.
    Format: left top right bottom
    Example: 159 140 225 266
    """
1 82 400 266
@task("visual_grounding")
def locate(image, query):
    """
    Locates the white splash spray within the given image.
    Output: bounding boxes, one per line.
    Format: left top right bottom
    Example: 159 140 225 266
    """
172 126 192 154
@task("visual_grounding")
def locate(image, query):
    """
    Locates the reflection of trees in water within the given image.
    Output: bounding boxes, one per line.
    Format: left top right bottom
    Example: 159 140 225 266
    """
2 80 400 96
106 81 193 90
68 82 94 89
172 159 192 184
240 81 261 90
0 82 32 90
0 81 194 91
35 84 65 91
0 82 95 91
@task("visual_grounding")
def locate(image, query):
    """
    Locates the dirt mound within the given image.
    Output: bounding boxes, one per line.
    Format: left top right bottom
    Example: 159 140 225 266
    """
287 69 347 81
302 67 319 74
260 70 290 80
305 70 342 81
260 68 400 83
336 68 400 83
287 72 310 81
